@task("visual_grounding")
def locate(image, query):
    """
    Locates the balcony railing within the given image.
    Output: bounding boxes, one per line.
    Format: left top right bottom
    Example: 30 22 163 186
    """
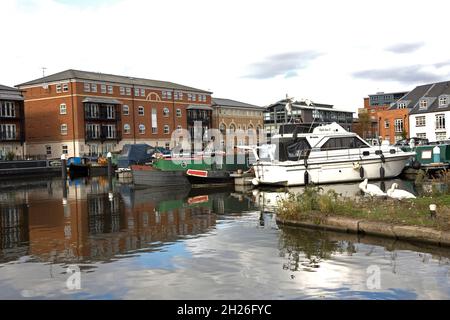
0 131 19 141
85 128 122 141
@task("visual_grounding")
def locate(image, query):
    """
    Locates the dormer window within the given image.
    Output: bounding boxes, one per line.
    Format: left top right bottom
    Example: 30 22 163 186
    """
398 102 406 109
439 96 448 107
419 99 428 109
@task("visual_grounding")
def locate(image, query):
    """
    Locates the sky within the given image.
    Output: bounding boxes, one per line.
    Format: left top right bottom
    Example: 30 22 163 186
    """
1 0 450 113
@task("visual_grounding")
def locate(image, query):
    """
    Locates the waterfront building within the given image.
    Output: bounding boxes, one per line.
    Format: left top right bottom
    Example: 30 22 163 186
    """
0 84 25 159
407 81 450 142
211 98 264 147
263 98 354 137
17 69 212 158
354 91 408 142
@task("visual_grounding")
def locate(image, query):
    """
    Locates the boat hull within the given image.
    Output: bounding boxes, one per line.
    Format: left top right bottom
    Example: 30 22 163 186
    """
131 165 190 187
253 155 412 186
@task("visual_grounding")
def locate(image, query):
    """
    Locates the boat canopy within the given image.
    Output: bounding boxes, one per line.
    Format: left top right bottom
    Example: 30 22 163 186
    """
118 144 156 168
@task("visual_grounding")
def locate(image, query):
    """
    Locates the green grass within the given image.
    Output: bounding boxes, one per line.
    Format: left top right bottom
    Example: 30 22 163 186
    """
276 187 450 231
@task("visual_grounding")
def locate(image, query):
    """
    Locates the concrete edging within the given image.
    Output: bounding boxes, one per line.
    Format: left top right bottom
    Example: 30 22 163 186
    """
276 215 450 247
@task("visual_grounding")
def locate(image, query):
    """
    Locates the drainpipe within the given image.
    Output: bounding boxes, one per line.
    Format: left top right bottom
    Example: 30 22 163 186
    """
70 81 77 157
132 83 136 144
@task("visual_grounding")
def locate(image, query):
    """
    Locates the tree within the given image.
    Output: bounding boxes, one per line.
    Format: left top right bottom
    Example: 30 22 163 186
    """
358 112 371 139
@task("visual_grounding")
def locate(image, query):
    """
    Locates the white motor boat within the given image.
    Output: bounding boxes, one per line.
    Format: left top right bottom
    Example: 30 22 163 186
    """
243 122 415 186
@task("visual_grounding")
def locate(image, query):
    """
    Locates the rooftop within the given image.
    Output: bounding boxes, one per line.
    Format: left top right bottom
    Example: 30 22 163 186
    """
16 69 212 94
0 84 24 101
212 97 263 109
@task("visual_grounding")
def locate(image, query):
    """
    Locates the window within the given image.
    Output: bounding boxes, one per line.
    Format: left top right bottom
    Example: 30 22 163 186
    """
439 96 448 107
174 91 179 100
384 120 390 128
394 119 404 133
0 101 16 117
167 91 172 100
436 131 447 141
321 137 369 151
62 145 68 155
63 83 69 92
120 87 125 95
417 133 427 139
165 143 170 150
177 125 182 131
60 104 67 115
187 93 192 101
0 124 16 140
415 116 426 127
86 124 100 138
436 114 445 130
162 91 167 99
176 108 182 117
126 87 131 96
164 125 170 134
398 102 406 109
123 105 129 116
91 84 97 93
138 106 144 116
105 124 116 139
419 99 428 109
152 108 157 134
85 103 99 118
179 92 183 100
84 83 90 92
108 85 114 94
141 88 145 97
135 88 140 96
56 84 62 93
192 94 196 102
139 124 145 134
106 105 115 119
124 124 131 134
101 85 107 94
163 107 170 117
61 124 68 135
46 145 52 156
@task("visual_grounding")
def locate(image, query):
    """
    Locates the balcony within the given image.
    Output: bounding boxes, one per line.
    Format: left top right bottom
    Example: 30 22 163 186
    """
0 130 20 142
85 127 122 142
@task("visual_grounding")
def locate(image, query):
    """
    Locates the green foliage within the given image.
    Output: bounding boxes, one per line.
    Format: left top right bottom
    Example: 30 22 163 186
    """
5 151 15 161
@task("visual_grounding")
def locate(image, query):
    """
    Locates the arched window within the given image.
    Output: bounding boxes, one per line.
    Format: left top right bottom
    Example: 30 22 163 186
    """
219 123 226 134
124 124 131 134
139 124 145 134
229 124 236 132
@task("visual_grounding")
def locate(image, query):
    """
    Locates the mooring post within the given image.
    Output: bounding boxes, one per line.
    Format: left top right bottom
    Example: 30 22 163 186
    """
61 154 67 181
429 204 437 219
107 152 113 181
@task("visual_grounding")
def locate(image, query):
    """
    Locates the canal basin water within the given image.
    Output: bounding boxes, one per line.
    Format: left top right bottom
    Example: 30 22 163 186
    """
0 177 449 299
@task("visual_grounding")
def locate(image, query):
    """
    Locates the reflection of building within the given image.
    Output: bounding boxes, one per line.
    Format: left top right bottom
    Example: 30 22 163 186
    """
264 98 353 138
17 70 212 157
0 204 29 262
211 98 264 147
0 84 25 159
0 178 218 263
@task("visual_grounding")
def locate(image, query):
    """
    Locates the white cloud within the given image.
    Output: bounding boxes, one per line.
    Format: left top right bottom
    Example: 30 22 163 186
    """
1 0 450 112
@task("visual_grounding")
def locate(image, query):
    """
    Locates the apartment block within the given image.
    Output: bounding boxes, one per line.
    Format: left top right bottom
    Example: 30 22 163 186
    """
17 69 212 158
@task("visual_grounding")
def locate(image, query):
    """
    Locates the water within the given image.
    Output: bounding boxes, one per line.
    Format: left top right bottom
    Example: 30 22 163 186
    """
0 177 449 299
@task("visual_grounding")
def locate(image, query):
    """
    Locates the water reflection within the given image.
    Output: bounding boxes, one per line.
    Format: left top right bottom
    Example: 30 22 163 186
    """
0 177 256 265
0 178 449 299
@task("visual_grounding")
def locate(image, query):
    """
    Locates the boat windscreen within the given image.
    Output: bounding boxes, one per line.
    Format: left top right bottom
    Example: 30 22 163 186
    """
278 138 311 161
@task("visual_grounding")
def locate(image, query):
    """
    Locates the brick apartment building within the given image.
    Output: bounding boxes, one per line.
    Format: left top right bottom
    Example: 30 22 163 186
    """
17 69 212 158
0 84 25 159
211 98 264 146
354 91 409 143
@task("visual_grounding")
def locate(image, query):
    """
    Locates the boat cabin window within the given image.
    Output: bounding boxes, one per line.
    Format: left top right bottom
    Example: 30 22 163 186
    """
321 137 369 151
278 137 311 161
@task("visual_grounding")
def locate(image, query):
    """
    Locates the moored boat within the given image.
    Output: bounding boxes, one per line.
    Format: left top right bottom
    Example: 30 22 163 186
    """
247 122 415 186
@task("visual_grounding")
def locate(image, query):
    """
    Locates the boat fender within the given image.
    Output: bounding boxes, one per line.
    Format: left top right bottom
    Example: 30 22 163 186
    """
380 154 385 163
352 162 361 170
304 171 310 185
380 166 385 180
359 166 364 179
252 178 260 186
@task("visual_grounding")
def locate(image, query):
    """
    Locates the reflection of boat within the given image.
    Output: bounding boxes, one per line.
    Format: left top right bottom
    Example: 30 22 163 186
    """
248 122 415 186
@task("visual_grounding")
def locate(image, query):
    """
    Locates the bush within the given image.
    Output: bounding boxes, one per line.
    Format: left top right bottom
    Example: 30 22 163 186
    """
5 151 15 161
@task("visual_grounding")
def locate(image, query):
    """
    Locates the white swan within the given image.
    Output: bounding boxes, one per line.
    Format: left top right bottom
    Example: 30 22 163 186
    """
387 183 416 200
359 179 386 197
